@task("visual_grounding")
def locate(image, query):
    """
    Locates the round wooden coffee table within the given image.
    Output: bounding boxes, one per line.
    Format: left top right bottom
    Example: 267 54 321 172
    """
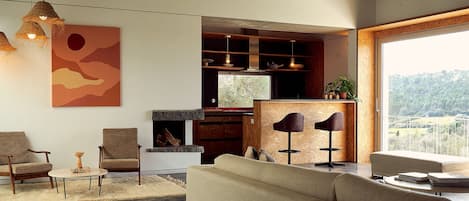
384 175 469 195
48 168 108 199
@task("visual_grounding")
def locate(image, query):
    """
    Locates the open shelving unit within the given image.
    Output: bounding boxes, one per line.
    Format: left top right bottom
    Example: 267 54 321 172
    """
201 31 324 107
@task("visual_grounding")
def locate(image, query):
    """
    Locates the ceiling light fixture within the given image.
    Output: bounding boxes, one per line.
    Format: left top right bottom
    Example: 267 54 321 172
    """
289 40 296 68
224 35 232 66
16 21 47 40
23 0 64 25
0 32 16 51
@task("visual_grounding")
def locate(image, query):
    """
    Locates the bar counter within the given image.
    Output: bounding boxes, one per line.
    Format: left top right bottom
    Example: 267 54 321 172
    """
245 99 356 165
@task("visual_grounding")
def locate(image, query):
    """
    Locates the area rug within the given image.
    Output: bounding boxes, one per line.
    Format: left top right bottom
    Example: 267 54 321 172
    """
0 175 185 201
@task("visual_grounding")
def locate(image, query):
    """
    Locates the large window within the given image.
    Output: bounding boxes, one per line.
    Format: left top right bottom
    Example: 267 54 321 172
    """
379 26 469 157
218 72 271 108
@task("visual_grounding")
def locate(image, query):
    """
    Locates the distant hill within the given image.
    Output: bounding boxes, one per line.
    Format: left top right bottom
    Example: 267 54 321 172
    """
388 69 469 116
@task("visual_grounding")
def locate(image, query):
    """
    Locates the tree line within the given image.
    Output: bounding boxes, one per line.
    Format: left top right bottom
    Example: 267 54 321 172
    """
388 69 469 117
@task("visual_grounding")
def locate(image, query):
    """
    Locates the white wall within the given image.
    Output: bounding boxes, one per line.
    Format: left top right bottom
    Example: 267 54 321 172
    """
0 0 360 171
0 1 201 170
376 0 469 24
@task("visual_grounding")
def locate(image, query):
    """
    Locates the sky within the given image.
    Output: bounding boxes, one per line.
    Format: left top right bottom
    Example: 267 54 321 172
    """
382 28 469 75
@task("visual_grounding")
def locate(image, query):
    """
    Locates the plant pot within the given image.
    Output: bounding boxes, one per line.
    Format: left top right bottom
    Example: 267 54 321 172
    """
339 92 347 99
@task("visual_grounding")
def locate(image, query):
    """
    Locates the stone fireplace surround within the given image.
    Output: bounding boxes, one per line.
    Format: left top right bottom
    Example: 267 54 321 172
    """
142 109 205 173
148 109 204 152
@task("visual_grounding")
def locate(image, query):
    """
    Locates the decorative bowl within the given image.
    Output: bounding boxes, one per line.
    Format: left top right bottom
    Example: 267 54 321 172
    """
202 58 214 66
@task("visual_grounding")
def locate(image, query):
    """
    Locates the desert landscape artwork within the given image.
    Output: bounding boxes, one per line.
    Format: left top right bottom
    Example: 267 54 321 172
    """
52 24 120 107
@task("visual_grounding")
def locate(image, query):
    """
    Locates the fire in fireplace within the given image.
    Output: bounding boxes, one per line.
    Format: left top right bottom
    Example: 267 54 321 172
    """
153 120 185 147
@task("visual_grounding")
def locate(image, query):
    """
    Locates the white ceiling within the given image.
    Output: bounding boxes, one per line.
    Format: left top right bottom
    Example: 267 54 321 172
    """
202 16 351 35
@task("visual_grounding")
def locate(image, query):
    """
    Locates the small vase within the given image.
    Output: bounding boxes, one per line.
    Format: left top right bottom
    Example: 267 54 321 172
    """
75 152 84 169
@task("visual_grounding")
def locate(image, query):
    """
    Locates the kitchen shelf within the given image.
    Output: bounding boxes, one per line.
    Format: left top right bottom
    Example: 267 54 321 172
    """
202 66 245 71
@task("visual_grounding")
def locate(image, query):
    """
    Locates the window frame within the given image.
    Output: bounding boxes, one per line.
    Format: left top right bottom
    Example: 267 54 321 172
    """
376 23 469 151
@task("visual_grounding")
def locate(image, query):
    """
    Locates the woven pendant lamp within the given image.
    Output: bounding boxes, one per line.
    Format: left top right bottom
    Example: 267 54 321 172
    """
16 21 47 40
23 0 64 25
0 32 16 51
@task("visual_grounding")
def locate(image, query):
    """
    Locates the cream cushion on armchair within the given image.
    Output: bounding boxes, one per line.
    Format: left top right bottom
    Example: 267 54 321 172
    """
0 162 52 174
100 159 139 169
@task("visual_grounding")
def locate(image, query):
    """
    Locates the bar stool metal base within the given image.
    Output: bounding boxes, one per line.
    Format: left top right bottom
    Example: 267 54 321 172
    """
278 149 301 153
315 162 345 168
277 131 301 164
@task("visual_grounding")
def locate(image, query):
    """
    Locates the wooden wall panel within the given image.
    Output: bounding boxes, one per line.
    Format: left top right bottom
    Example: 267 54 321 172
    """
242 115 257 153
252 100 356 165
357 30 375 163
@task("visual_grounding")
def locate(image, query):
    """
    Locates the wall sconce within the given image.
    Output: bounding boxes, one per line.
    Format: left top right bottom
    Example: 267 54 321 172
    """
23 0 64 25
0 32 16 51
16 21 47 40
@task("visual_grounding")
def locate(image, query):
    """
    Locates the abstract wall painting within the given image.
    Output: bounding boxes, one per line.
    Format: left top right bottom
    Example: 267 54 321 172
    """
52 24 120 107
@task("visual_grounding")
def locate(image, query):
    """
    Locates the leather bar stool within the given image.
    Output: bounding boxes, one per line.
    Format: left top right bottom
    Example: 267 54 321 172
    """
314 112 344 168
273 113 304 164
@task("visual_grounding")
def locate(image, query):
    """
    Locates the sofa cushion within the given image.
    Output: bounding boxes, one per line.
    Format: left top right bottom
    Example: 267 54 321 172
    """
101 159 139 169
244 146 259 159
258 149 275 162
334 173 450 201
214 154 340 201
0 162 52 174
187 165 323 201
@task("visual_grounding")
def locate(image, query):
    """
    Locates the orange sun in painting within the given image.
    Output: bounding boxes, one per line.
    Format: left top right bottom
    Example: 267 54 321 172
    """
52 24 120 107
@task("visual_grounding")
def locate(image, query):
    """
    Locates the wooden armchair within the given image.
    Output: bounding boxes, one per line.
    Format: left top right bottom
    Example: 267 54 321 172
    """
99 128 141 185
0 132 53 194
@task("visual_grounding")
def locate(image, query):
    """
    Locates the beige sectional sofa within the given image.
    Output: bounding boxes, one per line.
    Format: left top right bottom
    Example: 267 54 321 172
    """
187 154 449 201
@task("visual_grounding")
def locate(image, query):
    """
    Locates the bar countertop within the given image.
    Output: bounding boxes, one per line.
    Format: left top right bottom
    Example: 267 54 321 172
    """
254 99 356 103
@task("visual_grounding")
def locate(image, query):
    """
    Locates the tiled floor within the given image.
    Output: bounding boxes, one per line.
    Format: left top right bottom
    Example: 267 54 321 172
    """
166 163 469 201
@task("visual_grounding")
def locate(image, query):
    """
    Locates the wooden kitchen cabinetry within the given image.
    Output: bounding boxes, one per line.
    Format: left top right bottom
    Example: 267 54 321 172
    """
193 113 244 164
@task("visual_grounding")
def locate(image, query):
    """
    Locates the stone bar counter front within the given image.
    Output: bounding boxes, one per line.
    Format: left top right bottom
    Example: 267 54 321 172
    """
246 99 356 165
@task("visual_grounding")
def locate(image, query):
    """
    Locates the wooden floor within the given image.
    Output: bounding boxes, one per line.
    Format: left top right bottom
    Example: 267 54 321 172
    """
169 162 469 201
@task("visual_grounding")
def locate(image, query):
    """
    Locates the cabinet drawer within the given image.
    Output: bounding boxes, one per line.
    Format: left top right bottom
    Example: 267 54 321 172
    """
200 116 225 123
199 124 224 139
199 141 225 156
223 116 243 123
224 124 242 138
224 140 243 155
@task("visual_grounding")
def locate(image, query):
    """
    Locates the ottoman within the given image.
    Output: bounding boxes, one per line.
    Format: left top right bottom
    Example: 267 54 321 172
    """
370 151 469 177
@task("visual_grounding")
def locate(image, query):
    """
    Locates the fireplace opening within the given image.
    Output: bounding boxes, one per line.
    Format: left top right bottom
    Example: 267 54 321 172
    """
153 120 185 147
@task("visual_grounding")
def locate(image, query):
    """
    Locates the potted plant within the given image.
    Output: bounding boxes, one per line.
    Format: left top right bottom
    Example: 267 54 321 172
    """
334 76 355 99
